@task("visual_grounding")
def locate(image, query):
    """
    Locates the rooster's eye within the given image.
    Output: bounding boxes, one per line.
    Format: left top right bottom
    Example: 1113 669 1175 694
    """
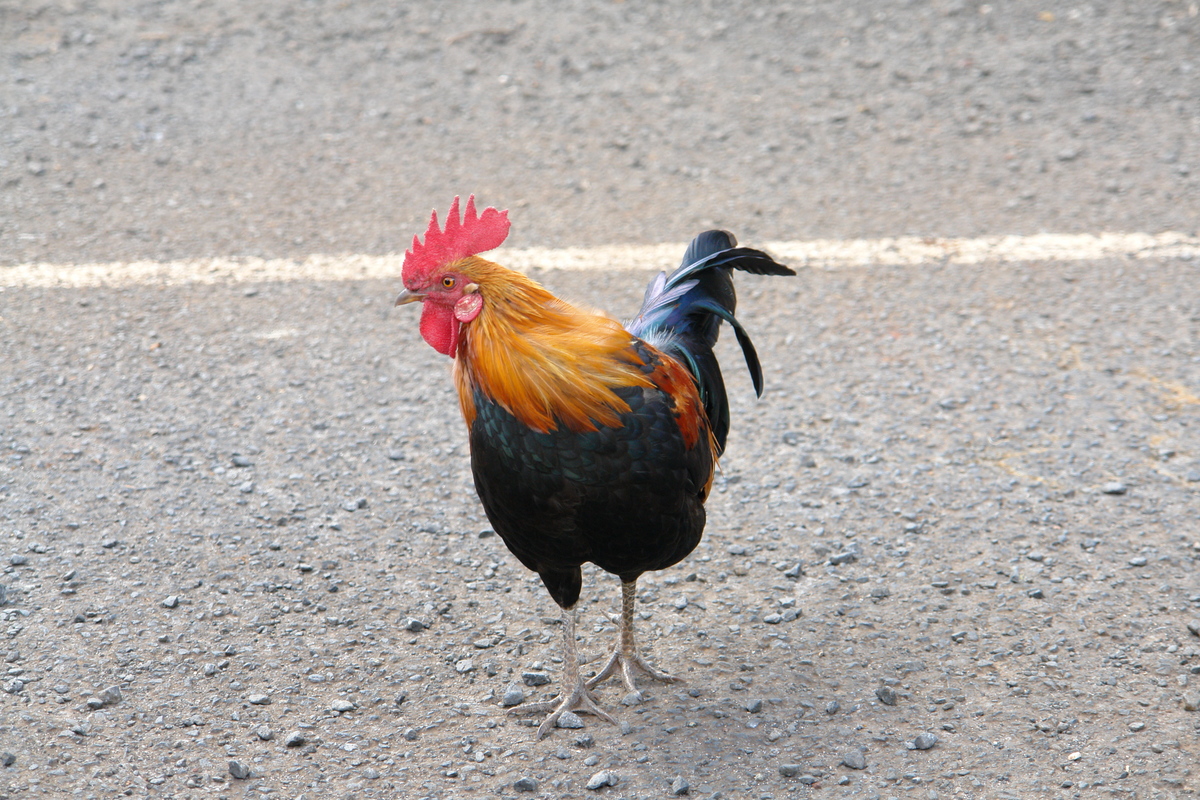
442 277 456 289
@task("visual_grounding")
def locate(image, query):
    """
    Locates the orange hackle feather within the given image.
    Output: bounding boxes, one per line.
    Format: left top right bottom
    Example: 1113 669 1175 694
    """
448 256 657 434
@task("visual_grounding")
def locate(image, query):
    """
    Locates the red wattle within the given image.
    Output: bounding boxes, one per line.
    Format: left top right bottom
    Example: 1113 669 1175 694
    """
419 301 461 357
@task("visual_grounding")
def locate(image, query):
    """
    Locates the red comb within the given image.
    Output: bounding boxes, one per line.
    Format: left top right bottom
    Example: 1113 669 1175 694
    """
402 195 510 287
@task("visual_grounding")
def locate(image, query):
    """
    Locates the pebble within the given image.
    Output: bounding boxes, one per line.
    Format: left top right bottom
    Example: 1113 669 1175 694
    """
455 659 474 674
331 699 356 713
557 711 584 729
826 700 840 715
86 685 121 709
779 764 802 777
238 481 254 494
402 617 427 632
1 753 14 767
1101 481 1127 495
284 731 307 747
10 555 28 566
910 732 939 750
1128 721 1145 731
402 727 420 741
255 726 273 741
247 694 271 705
876 686 898 705
1182 691 1200 712
744 698 763 713
162 595 179 609
229 760 251 779
522 671 551 686
501 684 526 706
842 749 868 769
670 775 690 795
1129 556 1148 567
1188 619 1200 638
513 776 538 792
829 551 857 566
586 770 618 789
231 454 253 467
202 663 218 676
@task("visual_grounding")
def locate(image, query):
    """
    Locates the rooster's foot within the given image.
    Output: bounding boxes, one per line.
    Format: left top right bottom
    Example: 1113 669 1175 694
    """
586 648 681 696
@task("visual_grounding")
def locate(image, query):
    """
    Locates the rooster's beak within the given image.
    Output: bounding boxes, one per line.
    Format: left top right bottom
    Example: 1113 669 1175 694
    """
394 289 424 306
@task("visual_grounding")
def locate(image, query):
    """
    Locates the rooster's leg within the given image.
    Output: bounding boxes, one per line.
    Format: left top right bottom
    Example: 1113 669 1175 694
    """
586 580 681 696
511 605 617 739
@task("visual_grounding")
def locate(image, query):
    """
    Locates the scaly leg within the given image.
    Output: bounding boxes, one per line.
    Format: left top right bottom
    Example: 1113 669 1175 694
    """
510 605 617 739
586 580 681 696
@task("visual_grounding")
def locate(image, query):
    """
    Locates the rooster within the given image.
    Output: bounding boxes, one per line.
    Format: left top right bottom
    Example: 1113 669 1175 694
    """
396 196 793 737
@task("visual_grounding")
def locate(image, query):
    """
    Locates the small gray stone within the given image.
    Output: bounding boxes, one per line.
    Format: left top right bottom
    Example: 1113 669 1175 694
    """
202 663 218 676
1 752 14 767
501 684 525 707
247 694 271 705
779 764 802 777
9 555 28 566
3 679 24 695
574 733 595 748
1101 481 1127 495
620 690 644 706
1185 470 1200 482
454 659 474 674
1183 691 1200 712
255 726 273 741
1027 587 1045 599
95 685 121 707
829 551 857 566
869 586 891 599
745 698 763 713
331 699 356 713
231 454 253 467
229 760 251 779
162 595 179 609
1129 556 1148 567
910 732 939 750
522 671 551 686
670 775 690 795
401 617 427 632
284 731 307 747
1187 619 1200 638
557 711 584 729
826 700 840 715
238 481 254 494
875 686 898 705
586 769 617 789
402 727 419 741
1128 721 1145 732
513 776 538 792
842 749 867 770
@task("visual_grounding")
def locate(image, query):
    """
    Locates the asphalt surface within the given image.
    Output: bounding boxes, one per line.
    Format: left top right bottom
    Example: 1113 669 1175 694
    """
3 2 1200 800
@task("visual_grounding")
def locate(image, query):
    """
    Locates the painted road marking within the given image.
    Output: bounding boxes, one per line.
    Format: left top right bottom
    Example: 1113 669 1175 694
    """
2 231 1197 289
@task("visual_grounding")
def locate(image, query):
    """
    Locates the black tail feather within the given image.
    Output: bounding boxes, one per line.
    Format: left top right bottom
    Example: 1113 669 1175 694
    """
626 231 794 453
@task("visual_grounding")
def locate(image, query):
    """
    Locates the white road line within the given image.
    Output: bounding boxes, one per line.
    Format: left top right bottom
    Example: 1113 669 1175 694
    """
2 232 1197 289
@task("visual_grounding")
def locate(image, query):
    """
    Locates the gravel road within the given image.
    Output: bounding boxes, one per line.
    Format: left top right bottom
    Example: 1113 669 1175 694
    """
3 2 1200 799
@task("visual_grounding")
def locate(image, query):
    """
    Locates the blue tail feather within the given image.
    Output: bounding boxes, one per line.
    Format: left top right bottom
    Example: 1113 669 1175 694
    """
626 230 794 454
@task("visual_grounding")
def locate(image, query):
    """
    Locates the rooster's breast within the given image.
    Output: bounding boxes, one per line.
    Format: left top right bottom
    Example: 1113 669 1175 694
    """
467 384 711 581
